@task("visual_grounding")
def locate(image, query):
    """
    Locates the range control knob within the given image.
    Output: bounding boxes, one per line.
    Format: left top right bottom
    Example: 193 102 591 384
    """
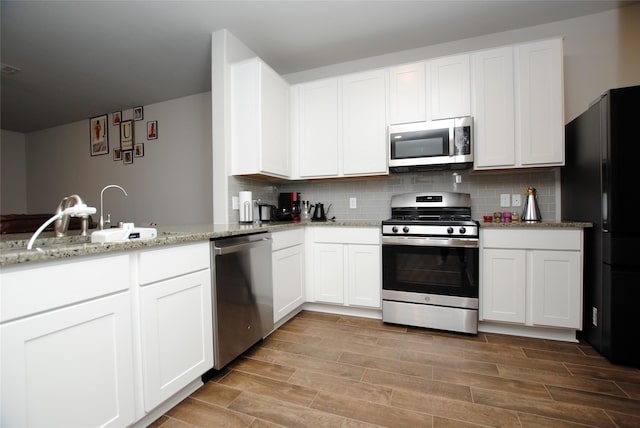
403 226 410 233
391 226 398 233
459 226 466 234
447 226 454 234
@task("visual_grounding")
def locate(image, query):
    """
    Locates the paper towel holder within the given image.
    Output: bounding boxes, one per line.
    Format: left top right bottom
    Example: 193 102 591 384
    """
239 190 253 223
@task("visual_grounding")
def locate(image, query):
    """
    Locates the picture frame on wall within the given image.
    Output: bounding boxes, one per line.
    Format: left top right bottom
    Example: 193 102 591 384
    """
133 106 143 121
147 120 157 140
120 119 134 151
123 150 133 165
112 111 122 126
113 148 122 161
134 143 144 157
89 114 108 156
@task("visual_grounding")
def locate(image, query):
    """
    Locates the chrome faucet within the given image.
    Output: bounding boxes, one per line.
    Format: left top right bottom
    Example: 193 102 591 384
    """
54 194 89 237
99 184 128 230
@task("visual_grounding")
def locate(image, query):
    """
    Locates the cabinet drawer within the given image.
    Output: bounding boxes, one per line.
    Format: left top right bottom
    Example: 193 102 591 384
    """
138 242 210 285
1 253 130 323
272 228 305 251
310 227 380 245
481 229 581 250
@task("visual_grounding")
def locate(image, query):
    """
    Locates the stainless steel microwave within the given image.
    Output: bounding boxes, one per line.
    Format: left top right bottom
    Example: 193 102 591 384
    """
388 116 474 171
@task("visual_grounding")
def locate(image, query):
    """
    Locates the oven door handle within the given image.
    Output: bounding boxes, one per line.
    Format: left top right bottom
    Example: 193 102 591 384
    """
382 235 478 248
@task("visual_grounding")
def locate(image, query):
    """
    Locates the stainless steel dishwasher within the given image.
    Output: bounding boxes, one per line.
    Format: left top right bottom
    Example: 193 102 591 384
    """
210 232 273 370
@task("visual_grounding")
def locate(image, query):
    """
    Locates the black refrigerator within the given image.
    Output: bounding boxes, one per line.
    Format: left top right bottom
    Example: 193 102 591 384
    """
561 85 640 367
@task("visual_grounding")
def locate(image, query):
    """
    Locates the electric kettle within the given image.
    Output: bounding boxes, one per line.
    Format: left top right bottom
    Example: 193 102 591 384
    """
311 203 327 222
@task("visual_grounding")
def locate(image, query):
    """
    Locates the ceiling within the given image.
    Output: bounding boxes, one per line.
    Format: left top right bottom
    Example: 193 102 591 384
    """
1 0 633 133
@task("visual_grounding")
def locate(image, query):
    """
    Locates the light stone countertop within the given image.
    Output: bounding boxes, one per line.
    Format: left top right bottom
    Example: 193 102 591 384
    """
0 219 591 267
479 220 592 229
0 220 380 267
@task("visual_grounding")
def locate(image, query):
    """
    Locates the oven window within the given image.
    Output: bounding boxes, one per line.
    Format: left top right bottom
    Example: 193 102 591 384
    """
382 244 478 298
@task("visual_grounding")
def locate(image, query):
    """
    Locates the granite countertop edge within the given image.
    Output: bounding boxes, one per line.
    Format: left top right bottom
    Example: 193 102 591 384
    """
0 219 591 267
0 220 378 267
479 221 593 229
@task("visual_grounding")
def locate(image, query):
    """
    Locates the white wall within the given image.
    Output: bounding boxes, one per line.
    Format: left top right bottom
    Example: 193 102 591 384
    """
23 93 212 226
0 130 27 214
284 3 640 123
211 29 260 224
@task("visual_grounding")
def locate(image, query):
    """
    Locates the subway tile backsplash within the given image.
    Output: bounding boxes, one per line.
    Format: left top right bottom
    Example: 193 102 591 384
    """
229 168 559 223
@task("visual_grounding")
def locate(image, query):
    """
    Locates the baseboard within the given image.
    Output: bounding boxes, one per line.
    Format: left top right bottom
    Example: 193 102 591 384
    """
479 321 578 342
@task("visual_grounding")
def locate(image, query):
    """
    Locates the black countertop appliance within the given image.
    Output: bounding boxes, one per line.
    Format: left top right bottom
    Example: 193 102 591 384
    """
277 192 301 222
561 85 640 367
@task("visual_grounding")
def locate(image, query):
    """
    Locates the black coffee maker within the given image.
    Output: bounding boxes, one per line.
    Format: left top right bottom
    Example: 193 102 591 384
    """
277 192 301 222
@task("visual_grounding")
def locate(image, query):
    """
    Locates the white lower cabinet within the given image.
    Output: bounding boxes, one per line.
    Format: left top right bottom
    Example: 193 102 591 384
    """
480 228 583 334
272 229 305 323
481 248 526 323
0 242 214 427
137 242 213 412
0 254 136 428
307 227 381 309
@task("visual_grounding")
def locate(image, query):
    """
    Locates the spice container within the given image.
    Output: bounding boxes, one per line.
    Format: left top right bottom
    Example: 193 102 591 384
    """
511 213 520 223
483 215 493 223
493 211 502 223
503 211 512 223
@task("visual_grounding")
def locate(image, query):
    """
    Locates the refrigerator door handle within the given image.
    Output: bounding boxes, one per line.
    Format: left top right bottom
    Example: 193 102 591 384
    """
600 96 609 233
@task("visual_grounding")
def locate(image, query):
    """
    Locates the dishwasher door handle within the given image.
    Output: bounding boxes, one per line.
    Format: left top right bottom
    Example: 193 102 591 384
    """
214 236 271 255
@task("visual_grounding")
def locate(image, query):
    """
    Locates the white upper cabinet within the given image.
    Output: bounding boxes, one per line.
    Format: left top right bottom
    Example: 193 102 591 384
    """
294 69 388 179
429 54 471 120
473 38 564 170
516 38 564 167
388 61 427 124
472 46 516 168
231 57 290 178
341 69 388 176
295 77 340 178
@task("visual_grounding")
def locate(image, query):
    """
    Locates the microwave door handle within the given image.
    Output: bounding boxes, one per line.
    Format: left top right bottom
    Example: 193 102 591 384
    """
449 126 455 156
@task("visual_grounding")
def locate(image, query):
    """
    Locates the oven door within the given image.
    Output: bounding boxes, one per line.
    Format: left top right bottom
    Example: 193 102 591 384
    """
382 236 479 299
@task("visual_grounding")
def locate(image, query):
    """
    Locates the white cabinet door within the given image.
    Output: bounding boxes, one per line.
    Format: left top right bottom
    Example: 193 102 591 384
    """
516 38 564 167
429 54 471 120
231 57 290 178
481 248 526 323
347 244 381 308
342 69 388 176
388 61 426 124
273 244 305 323
530 250 582 329
139 269 213 411
1 292 135 428
472 47 516 169
297 78 340 178
313 243 345 304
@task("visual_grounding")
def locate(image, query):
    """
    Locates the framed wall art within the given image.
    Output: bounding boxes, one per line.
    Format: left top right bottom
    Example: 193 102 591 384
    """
123 150 133 165
147 120 157 140
89 114 108 156
113 148 122 161
133 106 143 121
112 111 122 126
120 119 134 151
134 143 144 158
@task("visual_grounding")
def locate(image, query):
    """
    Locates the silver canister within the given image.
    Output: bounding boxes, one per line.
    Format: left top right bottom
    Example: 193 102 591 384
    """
239 190 253 223
521 187 541 222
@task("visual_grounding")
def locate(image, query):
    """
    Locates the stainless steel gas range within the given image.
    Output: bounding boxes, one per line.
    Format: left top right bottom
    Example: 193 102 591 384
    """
381 191 479 334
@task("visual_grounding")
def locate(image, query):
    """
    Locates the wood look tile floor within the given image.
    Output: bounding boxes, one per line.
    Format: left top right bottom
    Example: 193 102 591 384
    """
151 311 640 428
